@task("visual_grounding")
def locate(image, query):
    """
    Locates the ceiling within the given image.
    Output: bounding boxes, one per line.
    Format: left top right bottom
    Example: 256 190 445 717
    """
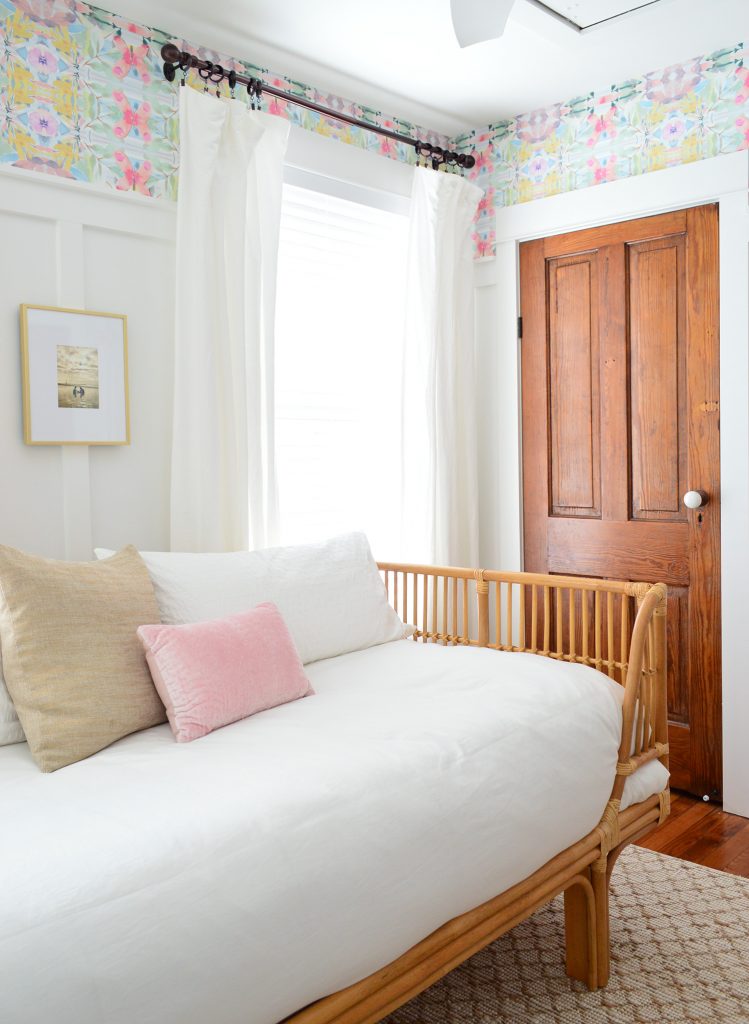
108 0 749 135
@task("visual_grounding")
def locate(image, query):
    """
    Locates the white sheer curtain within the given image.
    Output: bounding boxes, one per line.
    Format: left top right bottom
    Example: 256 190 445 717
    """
401 167 483 566
170 86 289 552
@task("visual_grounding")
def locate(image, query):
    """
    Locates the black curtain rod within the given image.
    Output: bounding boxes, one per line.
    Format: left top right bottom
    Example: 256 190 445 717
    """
161 44 475 171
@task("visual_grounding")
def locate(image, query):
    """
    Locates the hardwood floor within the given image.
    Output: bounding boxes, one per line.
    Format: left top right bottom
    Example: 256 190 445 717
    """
636 790 749 878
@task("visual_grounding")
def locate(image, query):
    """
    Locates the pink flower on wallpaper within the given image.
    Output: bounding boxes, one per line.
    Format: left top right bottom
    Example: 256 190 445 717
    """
587 154 617 183
468 147 494 180
516 106 562 144
737 116 749 148
28 108 59 137
473 231 496 258
28 46 59 76
114 152 153 196
734 67 749 105
112 91 152 142
112 36 152 85
16 0 76 27
471 146 495 172
376 121 400 157
587 104 618 146
267 97 288 117
644 60 703 104
477 186 495 216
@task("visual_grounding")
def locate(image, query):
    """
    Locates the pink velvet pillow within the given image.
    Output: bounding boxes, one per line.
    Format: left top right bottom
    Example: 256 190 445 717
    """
137 603 313 743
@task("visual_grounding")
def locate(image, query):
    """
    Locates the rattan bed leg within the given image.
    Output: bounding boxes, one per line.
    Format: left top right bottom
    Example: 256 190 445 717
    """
563 869 598 990
591 862 610 988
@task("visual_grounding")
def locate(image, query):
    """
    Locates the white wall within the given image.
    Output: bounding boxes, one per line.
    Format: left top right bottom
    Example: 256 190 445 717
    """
0 126 411 564
0 167 176 559
474 151 749 816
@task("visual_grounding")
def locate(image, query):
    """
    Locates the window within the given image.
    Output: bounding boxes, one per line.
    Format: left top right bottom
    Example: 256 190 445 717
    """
274 182 409 559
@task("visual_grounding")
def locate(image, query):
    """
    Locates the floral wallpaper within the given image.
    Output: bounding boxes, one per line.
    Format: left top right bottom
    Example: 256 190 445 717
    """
1 3 748 261
0 0 449 200
454 42 749 257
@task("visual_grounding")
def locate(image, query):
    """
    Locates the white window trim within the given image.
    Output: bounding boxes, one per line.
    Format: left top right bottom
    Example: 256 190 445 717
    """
283 164 410 216
284 122 413 214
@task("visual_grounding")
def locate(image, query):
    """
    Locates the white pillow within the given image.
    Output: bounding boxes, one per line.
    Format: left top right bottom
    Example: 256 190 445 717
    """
0 658 25 746
95 532 405 665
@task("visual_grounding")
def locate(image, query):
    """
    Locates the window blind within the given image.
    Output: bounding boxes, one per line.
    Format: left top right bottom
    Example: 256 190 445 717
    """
275 182 409 559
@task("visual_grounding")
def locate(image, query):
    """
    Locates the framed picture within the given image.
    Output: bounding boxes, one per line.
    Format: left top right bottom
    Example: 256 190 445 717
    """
20 305 130 446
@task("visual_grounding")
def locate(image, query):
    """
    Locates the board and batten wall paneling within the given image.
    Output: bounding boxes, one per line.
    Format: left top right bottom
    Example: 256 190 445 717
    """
0 166 176 560
0 208 64 557
84 225 175 554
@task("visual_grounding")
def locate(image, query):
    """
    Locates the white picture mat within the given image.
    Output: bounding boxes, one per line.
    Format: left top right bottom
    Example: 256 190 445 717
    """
25 308 128 443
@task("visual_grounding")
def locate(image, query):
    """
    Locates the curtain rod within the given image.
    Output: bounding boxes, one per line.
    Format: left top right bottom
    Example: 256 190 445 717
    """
160 44 475 171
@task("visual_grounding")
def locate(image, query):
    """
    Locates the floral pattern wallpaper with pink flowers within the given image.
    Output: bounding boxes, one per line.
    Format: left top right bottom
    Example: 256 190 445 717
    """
1 3 747 261
0 0 448 200
455 42 749 257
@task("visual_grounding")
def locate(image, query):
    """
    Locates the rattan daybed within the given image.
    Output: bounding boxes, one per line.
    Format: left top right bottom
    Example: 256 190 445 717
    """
285 563 670 1024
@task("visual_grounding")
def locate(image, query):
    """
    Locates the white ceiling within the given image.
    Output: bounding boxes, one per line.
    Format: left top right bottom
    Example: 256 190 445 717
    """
109 0 749 135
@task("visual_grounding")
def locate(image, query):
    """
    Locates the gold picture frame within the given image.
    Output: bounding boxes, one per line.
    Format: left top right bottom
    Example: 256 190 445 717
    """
20 304 130 446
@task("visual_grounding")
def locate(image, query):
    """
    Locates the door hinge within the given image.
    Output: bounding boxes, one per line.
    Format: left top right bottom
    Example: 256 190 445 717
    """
517 316 523 339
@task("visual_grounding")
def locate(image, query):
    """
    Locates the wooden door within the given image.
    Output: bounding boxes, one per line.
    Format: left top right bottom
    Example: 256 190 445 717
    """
520 205 721 799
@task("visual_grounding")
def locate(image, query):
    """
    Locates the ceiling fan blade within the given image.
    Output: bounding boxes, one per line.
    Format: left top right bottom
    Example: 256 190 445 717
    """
450 0 517 47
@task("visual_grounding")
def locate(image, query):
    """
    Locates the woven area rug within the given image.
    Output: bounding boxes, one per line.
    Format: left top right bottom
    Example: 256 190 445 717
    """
382 846 749 1024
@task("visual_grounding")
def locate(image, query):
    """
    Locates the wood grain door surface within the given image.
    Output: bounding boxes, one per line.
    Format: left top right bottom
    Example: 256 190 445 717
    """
520 205 721 799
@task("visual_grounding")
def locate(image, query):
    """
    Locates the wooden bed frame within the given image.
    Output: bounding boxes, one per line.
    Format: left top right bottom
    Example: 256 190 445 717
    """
285 564 669 1024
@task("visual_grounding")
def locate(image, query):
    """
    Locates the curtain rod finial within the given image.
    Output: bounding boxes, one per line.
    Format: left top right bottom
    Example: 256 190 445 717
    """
161 43 182 63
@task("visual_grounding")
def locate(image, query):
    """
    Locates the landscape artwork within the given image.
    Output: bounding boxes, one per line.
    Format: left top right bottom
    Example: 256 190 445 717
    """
56 345 100 409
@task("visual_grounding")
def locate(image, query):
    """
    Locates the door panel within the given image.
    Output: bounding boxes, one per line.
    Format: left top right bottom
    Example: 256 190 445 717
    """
548 253 601 518
628 234 688 522
521 205 721 799
546 519 689 584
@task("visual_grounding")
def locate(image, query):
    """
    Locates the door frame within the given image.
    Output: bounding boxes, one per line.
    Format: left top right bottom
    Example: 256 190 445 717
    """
474 150 749 817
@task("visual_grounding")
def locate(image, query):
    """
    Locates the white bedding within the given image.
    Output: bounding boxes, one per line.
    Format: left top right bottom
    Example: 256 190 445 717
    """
0 640 667 1024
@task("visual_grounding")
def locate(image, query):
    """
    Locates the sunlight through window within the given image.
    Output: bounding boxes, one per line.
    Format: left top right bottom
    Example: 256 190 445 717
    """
275 183 409 560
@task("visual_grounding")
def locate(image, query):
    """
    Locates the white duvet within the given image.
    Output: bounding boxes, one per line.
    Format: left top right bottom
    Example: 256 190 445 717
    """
0 640 667 1024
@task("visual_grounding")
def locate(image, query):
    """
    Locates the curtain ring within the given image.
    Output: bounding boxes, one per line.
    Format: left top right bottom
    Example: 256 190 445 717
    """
416 142 432 168
198 62 212 93
178 54 190 87
209 63 224 98
228 69 237 98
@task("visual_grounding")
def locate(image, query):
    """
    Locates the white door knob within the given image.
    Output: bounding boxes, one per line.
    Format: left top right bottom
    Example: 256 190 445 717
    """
683 490 708 509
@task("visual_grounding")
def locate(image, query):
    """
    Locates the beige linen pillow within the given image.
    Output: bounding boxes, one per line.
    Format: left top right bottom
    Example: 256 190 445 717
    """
0 545 166 772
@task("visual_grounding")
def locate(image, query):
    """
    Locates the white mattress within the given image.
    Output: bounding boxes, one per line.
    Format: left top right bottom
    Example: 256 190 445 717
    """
0 640 668 1024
